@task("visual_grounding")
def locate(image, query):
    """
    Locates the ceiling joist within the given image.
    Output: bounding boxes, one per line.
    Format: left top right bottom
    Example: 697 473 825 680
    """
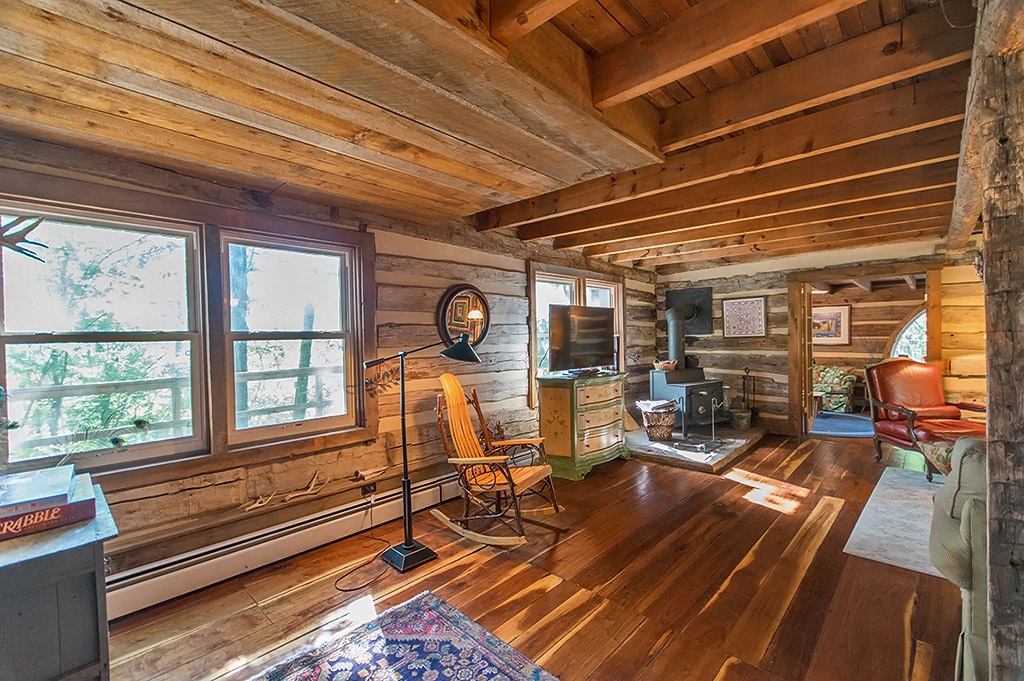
528 123 962 244
478 66 969 232
659 0 976 152
591 0 863 110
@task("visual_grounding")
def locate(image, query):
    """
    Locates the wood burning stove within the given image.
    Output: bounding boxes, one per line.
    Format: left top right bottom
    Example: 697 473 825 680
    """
649 369 726 437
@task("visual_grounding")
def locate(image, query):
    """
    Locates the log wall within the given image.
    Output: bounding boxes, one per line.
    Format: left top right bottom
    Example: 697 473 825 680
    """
656 272 791 432
938 242 987 413
0 133 653 575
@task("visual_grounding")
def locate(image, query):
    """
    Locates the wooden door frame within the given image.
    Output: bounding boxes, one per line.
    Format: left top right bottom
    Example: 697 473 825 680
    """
785 259 944 436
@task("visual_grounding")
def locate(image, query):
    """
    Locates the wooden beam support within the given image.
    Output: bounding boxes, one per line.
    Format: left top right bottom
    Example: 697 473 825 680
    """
659 0 977 152
491 0 578 45
947 0 1024 249
615 205 953 266
591 181 956 259
592 0 862 110
532 124 962 245
903 274 918 289
478 68 968 231
851 278 874 292
655 227 947 274
810 283 835 294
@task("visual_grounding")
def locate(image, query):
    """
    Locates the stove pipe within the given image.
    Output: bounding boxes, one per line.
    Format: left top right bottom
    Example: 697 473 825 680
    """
666 304 696 362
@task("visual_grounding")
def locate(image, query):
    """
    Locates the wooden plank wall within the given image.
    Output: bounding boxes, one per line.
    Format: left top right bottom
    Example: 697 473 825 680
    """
656 272 791 433
0 133 654 574
811 282 926 375
938 240 987 413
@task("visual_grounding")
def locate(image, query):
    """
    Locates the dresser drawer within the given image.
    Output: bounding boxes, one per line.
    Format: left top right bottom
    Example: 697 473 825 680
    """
576 403 623 432
578 425 624 459
576 380 623 406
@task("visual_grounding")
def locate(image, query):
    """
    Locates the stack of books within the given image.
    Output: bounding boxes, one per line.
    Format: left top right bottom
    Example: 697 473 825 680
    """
0 465 97 541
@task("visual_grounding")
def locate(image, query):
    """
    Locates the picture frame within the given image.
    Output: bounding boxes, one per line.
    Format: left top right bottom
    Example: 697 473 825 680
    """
812 305 851 345
722 296 767 338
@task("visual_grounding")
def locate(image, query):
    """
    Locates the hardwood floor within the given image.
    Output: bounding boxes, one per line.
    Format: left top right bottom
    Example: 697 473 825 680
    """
108 435 961 680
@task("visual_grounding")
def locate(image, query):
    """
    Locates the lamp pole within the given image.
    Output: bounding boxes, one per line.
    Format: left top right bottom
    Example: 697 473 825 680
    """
363 333 480 572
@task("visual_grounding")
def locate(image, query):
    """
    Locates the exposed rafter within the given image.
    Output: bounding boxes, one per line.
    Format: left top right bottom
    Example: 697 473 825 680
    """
490 0 578 44
478 68 968 231
591 0 862 110
659 0 976 152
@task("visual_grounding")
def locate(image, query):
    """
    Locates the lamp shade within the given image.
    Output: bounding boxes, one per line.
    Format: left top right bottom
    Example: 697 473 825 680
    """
440 332 482 363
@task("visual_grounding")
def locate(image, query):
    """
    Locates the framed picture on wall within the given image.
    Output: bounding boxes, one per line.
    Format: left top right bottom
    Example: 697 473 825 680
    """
722 296 767 337
812 305 851 345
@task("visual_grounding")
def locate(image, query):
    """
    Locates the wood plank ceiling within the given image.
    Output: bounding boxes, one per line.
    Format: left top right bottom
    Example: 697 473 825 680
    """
0 0 980 272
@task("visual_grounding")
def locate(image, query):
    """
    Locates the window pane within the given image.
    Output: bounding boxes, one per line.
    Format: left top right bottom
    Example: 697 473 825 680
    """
5 341 194 462
535 278 576 374
2 217 189 333
891 311 927 362
233 338 348 430
586 283 615 308
229 244 346 333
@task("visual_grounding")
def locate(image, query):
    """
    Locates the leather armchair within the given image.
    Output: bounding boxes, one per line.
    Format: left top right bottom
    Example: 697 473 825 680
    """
929 437 988 681
864 358 985 480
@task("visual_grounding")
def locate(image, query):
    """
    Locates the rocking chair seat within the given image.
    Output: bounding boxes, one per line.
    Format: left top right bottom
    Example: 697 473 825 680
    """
465 463 553 493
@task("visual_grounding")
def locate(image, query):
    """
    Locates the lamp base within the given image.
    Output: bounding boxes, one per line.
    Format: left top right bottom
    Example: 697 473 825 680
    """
381 541 438 573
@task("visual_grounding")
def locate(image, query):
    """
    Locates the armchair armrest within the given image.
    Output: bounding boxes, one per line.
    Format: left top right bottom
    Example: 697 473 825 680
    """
870 399 921 443
491 438 547 465
956 401 987 413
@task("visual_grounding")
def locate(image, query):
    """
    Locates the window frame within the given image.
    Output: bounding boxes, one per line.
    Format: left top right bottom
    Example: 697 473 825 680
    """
527 261 626 408
218 230 360 446
0 203 208 470
0 197 377 473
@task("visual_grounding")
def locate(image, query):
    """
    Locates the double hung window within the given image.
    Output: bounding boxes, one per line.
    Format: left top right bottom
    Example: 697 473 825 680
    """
1 205 369 469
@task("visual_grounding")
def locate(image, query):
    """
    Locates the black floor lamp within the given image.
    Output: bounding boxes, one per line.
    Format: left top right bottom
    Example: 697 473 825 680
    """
363 332 481 572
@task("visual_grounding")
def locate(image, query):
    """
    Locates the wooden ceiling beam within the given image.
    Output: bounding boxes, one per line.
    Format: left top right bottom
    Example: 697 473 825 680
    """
599 190 955 261
851 278 874 291
478 67 968 231
659 0 976 152
491 0 579 45
636 216 950 266
903 274 919 289
656 228 948 275
531 123 962 244
592 0 862 110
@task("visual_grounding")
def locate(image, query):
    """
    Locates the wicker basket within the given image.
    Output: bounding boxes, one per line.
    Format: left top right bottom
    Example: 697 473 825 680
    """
640 406 677 441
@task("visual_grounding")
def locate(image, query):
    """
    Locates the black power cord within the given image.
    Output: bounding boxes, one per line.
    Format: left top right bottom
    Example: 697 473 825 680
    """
333 497 393 593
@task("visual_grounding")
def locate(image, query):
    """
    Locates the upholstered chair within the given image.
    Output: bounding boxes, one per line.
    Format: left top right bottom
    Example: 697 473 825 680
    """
811 364 858 413
928 436 988 681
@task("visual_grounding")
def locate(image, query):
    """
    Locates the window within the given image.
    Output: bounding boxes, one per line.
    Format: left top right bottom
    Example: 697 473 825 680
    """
530 264 624 380
1 210 204 466
1 204 372 469
223 235 358 443
891 310 927 362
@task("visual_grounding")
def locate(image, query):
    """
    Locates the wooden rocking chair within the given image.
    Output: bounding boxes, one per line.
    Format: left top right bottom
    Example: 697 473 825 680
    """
432 372 560 546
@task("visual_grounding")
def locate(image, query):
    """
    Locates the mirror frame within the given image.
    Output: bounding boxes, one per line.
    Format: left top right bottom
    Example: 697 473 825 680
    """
436 284 490 347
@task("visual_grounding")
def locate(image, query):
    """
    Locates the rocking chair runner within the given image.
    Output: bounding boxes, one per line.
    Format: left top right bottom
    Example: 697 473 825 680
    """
432 372 560 546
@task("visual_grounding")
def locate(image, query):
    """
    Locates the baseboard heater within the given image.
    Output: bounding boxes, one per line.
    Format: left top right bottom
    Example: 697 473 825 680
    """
106 474 461 620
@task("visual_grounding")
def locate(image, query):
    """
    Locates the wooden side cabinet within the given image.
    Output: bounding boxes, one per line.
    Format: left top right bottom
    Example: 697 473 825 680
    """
0 486 118 681
537 372 630 480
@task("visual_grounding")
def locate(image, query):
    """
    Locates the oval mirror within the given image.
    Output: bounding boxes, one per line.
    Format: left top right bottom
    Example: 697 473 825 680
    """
437 284 490 347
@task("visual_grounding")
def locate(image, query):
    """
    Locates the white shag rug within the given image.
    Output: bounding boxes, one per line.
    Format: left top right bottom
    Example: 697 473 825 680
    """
843 466 944 577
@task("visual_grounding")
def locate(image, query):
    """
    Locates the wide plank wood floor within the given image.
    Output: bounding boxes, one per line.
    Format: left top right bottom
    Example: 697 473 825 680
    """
108 435 961 680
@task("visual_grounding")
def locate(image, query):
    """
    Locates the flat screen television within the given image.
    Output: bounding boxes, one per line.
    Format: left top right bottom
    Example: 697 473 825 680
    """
548 304 617 372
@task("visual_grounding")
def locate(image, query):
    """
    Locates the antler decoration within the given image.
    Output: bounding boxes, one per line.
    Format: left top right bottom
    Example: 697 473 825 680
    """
1 216 48 262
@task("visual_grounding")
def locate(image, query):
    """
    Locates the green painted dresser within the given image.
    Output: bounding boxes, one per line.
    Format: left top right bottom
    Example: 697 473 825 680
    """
537 372 630 480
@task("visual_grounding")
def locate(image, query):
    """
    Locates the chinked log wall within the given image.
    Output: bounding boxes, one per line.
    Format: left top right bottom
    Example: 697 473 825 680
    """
656 271 791 432
0 131 654 574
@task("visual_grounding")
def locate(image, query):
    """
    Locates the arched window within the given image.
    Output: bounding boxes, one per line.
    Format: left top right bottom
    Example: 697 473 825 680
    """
890 310 927 361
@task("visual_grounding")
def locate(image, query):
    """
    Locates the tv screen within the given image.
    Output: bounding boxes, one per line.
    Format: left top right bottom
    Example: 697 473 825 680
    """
548 304 616 372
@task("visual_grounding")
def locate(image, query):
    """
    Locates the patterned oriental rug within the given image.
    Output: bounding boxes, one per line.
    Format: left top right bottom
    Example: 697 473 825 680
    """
249 591 559 681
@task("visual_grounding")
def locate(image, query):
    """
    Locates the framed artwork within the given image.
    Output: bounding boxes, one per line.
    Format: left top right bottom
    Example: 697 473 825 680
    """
722 296 767 338
812 305 851 345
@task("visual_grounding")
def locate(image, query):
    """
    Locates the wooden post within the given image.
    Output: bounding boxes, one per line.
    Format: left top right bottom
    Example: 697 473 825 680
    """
980 49 1024 680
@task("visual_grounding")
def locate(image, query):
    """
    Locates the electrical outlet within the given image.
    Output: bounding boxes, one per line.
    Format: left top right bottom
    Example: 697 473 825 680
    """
361 482 377 497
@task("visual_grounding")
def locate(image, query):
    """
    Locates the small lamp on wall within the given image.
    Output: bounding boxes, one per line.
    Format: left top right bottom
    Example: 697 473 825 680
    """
362 333 481 572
